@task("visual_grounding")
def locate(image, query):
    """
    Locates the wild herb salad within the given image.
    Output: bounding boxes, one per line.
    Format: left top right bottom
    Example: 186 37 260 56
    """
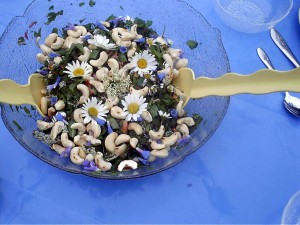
33 15 202 173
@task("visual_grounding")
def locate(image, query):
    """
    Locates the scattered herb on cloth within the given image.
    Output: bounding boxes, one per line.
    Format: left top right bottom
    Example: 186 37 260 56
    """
33 15 202 173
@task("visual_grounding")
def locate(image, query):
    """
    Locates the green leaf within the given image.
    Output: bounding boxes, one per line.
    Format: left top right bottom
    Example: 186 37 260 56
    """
120 5 124 10
79 18 86 24
89 0 96 7
13 120 23 131
146 20 153 27
79 2 85 7
119 53 127 62
52 28 58 34
89 49 100 59
34 27 42 38
45 10 64 25
9 104 14 112
17 36 26 46
186 40 198 50
23 106 31 115
149 104 159 118
108 118 120 130
49 5 54 10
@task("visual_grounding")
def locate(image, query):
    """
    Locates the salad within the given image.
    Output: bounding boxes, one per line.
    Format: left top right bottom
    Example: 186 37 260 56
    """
33 15 201 173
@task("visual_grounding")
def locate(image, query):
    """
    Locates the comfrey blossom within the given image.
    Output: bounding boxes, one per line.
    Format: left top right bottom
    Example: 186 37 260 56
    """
47 76 61 91
96 21 109 31
158 110 172 119
82 160 98 172
64 23 75 31
60 146 72 158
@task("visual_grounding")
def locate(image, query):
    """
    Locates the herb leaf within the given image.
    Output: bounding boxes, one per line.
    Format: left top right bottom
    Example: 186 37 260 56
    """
79 2 85 7
89 0 96 7
13 120 23 131
186 40 198 50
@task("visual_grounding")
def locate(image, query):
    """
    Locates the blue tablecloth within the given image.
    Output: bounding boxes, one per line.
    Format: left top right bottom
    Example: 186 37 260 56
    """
1 0 300 223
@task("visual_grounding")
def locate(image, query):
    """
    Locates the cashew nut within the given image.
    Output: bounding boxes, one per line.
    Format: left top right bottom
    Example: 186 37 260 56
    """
130 86 149 97
39 44 52 54
176 124 189 137
52 144 65 154
37 120 53 131
54 100 65 111
67 28 82 38
50 121 65 140
90 51 108 68
149 125 165 141
104 132 118 153
71 123 86 135
150 149 169 158
76 26 87 36
176 100 185 117
110 106 126 119
41 96 48 115
50 37 64 50
73 108 84 123
82 134 102 146
129 137 138 149
73 135 86 146
127 42 136 59
117 160 138 172
86 122 101 138
53 56 63 65
96 67 109 81
150 141 166 150
175 58 188 70
154 36 167 46
177 117 195 127
70 147 86 165
85 153 95 162
48 107 56 117
162 132 181 147
115 134 131 146
128 122 143 135
61 132 75 148
77 84 89 104
114 144 127 156
141 111 152 123
89 80 105 93
95 152 112 171
107 58 120 72
36 53 49 64
78 47 91 62
167 48 182 60
163 53 173 68
45 33 58 47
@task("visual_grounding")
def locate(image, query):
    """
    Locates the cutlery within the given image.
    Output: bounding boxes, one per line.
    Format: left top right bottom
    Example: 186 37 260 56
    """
270 28 300 67
174 67 300 106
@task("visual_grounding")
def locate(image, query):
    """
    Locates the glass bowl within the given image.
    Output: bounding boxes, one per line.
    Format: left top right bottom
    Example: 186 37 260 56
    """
213 0 293 33
0 0 230 179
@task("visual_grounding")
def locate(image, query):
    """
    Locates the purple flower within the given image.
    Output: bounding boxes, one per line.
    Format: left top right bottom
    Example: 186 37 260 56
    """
95 118 106 126
170 109 178 118
83 160 98 172
85 141 92 147
64 23 75 31
38 69 49 76
96 21 109 31
82 34 92 41
138 157 149 165
109 16 122 28
119 46 128 53
136 147 150 160
107 121 113 134
177 135 191 145
135 37 145 43
53 112 68 124
137 116 143 122
157 73 165 81
47 76 61 91
48 52 59 59
50 97 58 106
60 146 72 158
150 34 158 39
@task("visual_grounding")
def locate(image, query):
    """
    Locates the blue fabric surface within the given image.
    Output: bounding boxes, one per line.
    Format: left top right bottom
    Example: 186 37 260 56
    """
1 0 300 223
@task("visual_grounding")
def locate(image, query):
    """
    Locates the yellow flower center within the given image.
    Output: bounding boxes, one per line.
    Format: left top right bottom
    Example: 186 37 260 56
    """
73 68 85 77
88 107 98 117
128 103 140 114
144 73 152 80
147 38 153 45
137 59 148 69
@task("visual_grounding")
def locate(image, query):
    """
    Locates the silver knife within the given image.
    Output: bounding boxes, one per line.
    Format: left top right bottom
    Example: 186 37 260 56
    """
257 48 275 70
270 28 300 68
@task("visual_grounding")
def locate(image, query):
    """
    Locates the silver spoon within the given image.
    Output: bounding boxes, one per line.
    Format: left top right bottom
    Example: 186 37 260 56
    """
257 47 300 116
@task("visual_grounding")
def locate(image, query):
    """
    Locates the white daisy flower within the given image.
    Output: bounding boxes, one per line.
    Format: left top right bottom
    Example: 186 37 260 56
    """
158 110 171 119
142 71 156 86
123 15 134 23
121 93 148 121
64 60 93 79
81 97 109 125
130 50 157 76
87 34 117 50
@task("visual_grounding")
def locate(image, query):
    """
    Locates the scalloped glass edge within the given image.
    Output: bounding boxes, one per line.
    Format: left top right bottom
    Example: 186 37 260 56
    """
0 0 231 179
